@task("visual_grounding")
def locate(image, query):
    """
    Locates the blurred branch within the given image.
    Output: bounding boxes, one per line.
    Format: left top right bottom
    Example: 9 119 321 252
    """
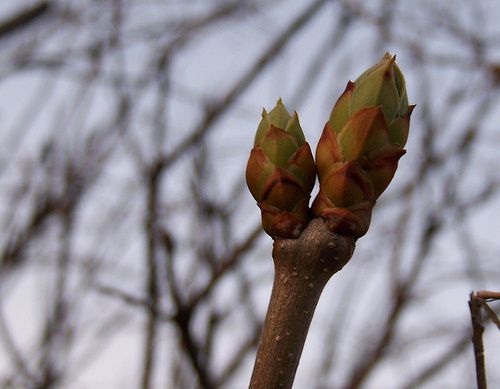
216 330 260 387
215 271 262 387
343 211 442 389
0 1 51 38
0 301 37 387
141 161 163 389
290 9 353 108
159 0 331 171
401 335 470 389
159 195 216 389
36 212 74 389
96 284 173 322
188 223 262 309
172 305 215 389
0 194 58 275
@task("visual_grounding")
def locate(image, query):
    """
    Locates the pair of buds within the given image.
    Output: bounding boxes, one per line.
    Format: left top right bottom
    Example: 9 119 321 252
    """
246 53 414 239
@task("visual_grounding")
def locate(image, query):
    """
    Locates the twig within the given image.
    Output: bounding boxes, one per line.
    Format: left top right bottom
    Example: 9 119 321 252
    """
469 292 487 389
249 219 355 389
475 291 500 301
0 1 51 38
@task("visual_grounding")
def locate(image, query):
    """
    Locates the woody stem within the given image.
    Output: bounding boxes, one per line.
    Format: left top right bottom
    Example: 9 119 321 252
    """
249 218 355 389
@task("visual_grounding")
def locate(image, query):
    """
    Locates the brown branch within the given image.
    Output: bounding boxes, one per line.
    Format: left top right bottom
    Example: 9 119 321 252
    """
37 212 74 389
158 0 330 171
96 285 173 321
0 195 57 274
0 301 38 386
401 335 470 389
249 218 355 389
0 1 51 38
188 223 262 308
173 306 215 389
476 291 500 301
342 212 441 389
216 271 262 387
141 162 163 389
217 330 260 387
469 292 487 389
157 196 215 389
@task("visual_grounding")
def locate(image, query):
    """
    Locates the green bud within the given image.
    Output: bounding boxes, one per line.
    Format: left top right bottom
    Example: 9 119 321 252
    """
314 54 413 238
246 99 316 238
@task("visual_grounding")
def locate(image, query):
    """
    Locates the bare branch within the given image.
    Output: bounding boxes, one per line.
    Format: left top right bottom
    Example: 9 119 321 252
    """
0 1 51 38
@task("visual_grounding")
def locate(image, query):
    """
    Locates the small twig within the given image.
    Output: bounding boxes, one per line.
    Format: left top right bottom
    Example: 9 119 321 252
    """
475 291 500 301
468 292 487 389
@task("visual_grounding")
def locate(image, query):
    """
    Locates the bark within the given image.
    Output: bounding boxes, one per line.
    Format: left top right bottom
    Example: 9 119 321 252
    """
249 218 355 389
